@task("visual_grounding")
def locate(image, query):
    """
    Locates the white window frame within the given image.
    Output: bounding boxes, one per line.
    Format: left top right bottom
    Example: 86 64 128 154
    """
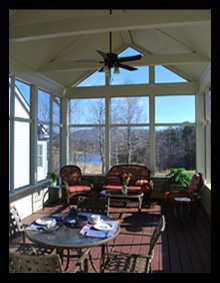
37 144 43 168
10 64 208 196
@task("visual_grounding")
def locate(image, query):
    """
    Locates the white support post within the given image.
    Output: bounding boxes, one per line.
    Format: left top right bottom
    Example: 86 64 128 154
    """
9 76 15 193
49 93 53 172
105 96 110 173
30 85 38 185
149 95 155 176
149 66 155 84
105 72 111 173
60 97 69 167
205 88 211 183
196 92 205 174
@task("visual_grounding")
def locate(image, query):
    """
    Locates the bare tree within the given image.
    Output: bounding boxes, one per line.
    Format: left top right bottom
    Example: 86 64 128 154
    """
88 99 105 173
111 96 146 164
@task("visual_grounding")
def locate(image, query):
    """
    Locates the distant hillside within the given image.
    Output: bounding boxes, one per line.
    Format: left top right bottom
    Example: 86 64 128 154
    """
70 127 149 141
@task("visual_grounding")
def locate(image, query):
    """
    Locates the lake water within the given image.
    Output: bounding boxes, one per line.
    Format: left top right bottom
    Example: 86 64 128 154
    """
73 154 102 165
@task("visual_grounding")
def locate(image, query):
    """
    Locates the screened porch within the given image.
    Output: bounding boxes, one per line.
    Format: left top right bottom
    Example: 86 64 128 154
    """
9 9 211 274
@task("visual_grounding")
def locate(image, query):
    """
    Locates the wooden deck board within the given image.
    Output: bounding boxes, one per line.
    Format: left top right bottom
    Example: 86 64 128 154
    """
21 199 211 273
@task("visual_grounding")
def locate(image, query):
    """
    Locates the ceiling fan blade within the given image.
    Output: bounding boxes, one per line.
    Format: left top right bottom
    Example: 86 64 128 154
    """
96 50 110 61
117 63 138 71
117 54 142 63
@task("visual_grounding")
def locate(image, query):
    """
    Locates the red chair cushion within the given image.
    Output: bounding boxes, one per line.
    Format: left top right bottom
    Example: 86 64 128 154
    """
68 186 91 193
104 185 149 193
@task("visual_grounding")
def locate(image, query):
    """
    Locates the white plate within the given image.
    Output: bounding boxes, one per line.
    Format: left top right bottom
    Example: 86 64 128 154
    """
94 222 114 231
35 217 55 226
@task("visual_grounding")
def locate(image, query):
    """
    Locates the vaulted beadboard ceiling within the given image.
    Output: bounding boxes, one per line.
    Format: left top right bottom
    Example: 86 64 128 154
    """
9 9 211 90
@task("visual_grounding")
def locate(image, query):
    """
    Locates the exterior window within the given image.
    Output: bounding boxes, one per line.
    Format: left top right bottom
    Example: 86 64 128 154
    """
110 66 149 85
70 98 105 125
77 70 105 87
111 126 149 167
53 126 60 175
69 98 105 174
14 79 31 189
37 144 43 167
111 97 149 124
155 95 196 175
110 96 150 168
155 66 188 83
37 89 51 180
155 95 195 124
155 126 196 175
37 124 50 181
38 89 50 122
69 127 105 174
15 80 30 119
53 97 60 124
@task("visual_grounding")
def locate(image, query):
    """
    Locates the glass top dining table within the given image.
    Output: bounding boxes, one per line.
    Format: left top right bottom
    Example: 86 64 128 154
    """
25 212 120 250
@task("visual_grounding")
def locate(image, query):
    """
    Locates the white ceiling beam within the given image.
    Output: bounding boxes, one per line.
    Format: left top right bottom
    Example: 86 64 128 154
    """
9 10 210 43
120 31 132 45
9 57 64 96
154 28 194 52
199 63 211 93
39 52 210 72
131 43 196 81
67 82 197 98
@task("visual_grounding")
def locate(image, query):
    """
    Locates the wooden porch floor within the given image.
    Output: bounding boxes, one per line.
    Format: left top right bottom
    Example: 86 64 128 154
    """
22 199 211 273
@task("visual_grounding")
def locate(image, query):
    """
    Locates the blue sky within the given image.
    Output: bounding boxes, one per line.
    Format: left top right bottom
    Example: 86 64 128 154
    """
14 47 195 125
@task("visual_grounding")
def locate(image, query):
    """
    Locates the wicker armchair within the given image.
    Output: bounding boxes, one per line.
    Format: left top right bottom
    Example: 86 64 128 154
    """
60 165 91 204
77 196 108 215
164 172 206 220
9 249 90 273
101 215 165 273
9 206 53 255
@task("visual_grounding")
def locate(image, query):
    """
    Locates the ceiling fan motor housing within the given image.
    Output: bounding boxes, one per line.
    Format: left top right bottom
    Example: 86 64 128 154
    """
105 53 118 67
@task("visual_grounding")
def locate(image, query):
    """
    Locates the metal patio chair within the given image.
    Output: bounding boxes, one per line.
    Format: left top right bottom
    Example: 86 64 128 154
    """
9 206 53 255
164 172 206 220
101 215 165 273
77 195 108 216
9 249 90 273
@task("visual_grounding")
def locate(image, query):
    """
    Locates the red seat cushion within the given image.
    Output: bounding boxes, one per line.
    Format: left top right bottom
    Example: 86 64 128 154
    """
68 186 91 194
104 185 149 193
164 191 194 204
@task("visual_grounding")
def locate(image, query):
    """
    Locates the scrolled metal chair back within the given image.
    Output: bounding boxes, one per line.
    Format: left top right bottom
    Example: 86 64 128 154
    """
149 215 165 255
77 196 107 215
9 250 63 273
9 206 25 242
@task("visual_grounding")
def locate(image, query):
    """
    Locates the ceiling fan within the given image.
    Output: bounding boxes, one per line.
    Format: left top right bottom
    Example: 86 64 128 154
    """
76 10 143 74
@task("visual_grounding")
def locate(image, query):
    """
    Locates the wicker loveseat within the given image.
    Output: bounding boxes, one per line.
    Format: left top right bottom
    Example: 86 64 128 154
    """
103 164 153 206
